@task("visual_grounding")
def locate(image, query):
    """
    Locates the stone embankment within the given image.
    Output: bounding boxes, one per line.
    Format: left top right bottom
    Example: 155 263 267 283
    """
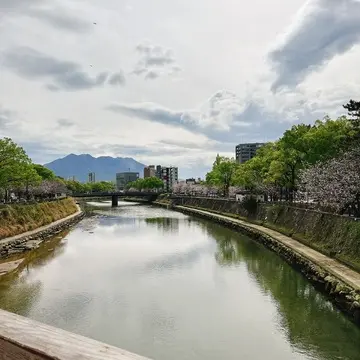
0 202 83 260
171 196 360 273
174 205 360 324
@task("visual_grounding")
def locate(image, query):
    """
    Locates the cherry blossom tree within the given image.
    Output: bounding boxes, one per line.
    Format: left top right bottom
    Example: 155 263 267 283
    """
172 182 184 194
29 180 67 199
299 147 360 215
173 182 236 198
228 186 244 198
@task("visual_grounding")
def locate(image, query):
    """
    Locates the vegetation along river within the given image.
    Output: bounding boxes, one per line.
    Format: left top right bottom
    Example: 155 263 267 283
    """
1 201 360 360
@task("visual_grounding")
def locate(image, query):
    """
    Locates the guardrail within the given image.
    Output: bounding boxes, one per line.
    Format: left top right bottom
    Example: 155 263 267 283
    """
0 309 151 360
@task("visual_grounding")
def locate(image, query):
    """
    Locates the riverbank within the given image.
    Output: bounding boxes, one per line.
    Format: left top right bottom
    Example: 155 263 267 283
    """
0 199 83 264
0 198 78 239
168 204 360 325
172 196 360 273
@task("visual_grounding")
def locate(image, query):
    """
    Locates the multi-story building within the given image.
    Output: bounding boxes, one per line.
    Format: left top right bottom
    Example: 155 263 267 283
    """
155 165 162 179
144 165 156 178
235 143 265 164
116 172 139 190
155 165 178 192
88 172 96 183
161 166 178 192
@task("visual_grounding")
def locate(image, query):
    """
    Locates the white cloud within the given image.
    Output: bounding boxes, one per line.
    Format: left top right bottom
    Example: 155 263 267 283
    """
0 0 358 178
107 90 251 132
269 0 360 91
1 46 125 91
0 0 93 32
132 42 181 80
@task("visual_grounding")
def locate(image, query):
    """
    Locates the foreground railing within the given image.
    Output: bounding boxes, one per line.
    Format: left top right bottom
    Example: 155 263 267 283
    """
0 309 151 360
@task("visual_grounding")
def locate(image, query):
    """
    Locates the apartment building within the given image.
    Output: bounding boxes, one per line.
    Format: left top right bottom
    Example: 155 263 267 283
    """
235 143 265 164
155 165 178 192
144 165 156 178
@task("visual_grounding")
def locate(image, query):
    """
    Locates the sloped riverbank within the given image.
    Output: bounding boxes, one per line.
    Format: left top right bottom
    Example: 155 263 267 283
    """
0 198 78 239
0 199 83 261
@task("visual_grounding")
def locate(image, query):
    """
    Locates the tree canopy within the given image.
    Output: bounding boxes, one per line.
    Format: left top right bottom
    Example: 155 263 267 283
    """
126 177 164 191
33 164 56 180
64 180 115 193
0 138 40 193
205 110 360 207
205 155 238 196
343 99 360 120
0 137 119 200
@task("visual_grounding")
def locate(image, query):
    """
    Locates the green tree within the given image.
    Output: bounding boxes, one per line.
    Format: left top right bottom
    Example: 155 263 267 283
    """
91 181 115 192
0 138 37 198
232 116 354 201
142 177 164 190
64 180 90 194
33 164 56 180
275 118 353 199
343 99 360 120
21 166 42 198
343 100 360 147
234 142 277 191
126 177 164 191
206 156 238 196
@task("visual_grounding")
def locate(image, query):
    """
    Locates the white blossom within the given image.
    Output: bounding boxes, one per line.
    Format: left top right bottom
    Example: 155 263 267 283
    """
299 147 360 214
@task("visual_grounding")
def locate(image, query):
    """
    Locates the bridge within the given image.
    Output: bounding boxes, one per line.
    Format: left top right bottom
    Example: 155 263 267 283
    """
72 191 159 206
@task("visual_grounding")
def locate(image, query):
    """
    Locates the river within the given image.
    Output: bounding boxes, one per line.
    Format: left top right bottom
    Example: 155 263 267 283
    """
0 201 360 360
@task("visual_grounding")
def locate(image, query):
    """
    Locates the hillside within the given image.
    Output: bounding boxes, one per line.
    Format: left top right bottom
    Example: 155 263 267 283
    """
44 154 145 182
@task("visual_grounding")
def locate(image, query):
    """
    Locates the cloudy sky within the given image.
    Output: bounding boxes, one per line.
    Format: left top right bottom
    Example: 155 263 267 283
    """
1 0 360 179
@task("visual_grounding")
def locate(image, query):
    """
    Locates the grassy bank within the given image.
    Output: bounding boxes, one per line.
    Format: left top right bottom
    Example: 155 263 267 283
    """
0 198 78 239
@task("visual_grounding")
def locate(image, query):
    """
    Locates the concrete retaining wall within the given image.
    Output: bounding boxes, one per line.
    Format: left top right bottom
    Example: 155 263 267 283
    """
171 196 360 272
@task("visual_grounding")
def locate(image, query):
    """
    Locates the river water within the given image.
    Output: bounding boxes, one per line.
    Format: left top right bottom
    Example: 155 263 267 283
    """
0 201 360 360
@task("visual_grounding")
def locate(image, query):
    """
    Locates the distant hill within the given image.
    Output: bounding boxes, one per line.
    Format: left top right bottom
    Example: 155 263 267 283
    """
44 154 146 182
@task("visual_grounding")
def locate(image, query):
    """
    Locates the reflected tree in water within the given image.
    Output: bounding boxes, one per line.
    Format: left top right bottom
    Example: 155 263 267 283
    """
210 223 360 360
145 217 179 233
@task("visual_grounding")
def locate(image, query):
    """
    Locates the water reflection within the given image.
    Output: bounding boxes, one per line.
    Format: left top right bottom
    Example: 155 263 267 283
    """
0 234 68 316
145 218 180 233
212 227 360 360
0 205 360 360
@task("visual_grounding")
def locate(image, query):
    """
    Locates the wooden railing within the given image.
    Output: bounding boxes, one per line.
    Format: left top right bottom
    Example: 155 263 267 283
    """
0 309 152 360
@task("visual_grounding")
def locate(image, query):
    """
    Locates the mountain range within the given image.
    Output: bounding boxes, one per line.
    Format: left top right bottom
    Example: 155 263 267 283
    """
45 154 146 182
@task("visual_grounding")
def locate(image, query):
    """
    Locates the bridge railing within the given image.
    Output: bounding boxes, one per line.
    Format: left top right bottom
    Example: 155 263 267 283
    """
72 191 159 197
0 308 151 360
